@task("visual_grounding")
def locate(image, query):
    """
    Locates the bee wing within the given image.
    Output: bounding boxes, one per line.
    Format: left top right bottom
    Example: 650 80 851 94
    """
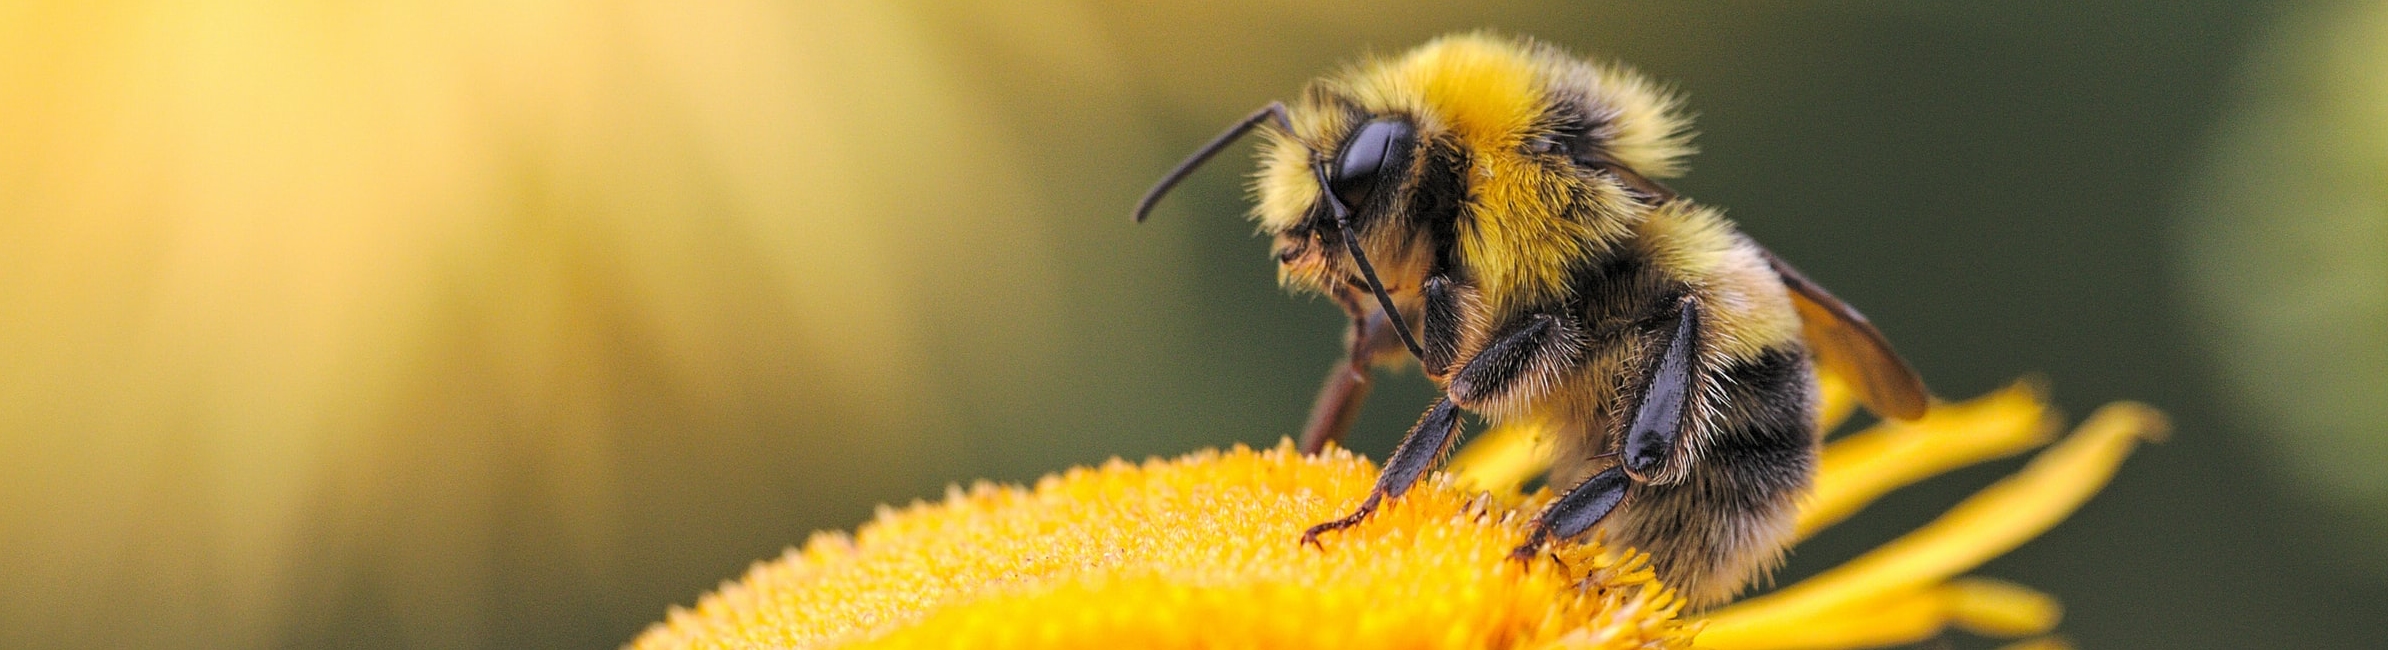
1759 247 1930 421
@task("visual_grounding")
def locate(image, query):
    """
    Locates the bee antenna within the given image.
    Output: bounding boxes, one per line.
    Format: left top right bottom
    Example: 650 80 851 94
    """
1130 101 1426 363
1312 164 1427 361
1132 102 1293 223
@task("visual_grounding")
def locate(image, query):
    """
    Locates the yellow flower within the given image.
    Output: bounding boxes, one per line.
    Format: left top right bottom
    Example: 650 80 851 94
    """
628 378 2165 649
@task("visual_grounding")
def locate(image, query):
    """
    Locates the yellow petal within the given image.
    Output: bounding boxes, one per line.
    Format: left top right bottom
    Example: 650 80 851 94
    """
1814 367 1860 433
1689 577 2058 650
1946 577 2063 637
1699 402 2167 646
1798 380 2060 540
1446 420 1551 493
1697 587 1945 650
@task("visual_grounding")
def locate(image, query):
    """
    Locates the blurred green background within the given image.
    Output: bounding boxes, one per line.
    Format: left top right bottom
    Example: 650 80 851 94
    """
3 1 2383 648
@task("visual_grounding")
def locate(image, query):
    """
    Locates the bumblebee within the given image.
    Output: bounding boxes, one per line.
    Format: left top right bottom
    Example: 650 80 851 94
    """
1133 33 1928 606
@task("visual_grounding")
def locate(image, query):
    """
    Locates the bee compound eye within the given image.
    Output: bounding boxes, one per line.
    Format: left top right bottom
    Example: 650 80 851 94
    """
1330 119 1416 210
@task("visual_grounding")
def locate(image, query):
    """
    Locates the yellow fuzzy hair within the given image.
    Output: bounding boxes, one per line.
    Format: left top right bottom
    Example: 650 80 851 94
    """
1634 202 1803 368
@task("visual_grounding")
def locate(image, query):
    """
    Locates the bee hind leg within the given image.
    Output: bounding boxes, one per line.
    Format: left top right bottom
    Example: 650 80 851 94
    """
1622 298 1702 482
1303 397 1463 547
1514 298 1701 562
1508 466 1633 562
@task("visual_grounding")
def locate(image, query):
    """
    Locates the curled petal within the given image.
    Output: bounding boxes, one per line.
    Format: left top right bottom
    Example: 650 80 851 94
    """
1693 577 2059 650
1946 577 2064 637
1702 403 2167 646
1800 380 2060 540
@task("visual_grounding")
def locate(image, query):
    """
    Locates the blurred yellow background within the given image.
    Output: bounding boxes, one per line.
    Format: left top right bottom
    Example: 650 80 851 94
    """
0 2 2379 648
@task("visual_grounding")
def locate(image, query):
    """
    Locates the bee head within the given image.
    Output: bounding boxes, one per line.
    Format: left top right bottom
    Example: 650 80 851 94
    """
1132 33 1698 326
1254 32 1697 311
1253 112 1442 302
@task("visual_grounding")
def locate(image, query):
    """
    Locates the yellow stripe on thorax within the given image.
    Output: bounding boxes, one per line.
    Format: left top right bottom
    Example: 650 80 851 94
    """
1364 34 1600 314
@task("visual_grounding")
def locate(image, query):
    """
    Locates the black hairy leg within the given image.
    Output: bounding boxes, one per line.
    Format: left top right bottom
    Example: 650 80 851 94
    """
1305 306 1572 547
1601 345 1817 606
1299 273 1464 454
1302 397 1463 547
1622 298 1701 482
1418 275 1464 376
1507 466 1632 562
1445 313 1568 407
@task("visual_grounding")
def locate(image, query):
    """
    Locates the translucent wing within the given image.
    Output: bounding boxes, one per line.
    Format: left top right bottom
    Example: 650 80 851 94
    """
1760 248 1930 420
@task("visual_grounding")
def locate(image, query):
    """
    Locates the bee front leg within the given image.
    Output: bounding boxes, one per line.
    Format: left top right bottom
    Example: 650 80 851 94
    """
1300 274 1466 454
1302 397 1462 547
1418 275 1465 376
1306 302 1554 547
1299 309 1400 454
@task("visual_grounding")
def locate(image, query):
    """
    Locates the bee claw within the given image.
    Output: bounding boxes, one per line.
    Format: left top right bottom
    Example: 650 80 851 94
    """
1299 522 1342 550
1301 496 1381 550
1507 529 1551 566
1506 543 1541 565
